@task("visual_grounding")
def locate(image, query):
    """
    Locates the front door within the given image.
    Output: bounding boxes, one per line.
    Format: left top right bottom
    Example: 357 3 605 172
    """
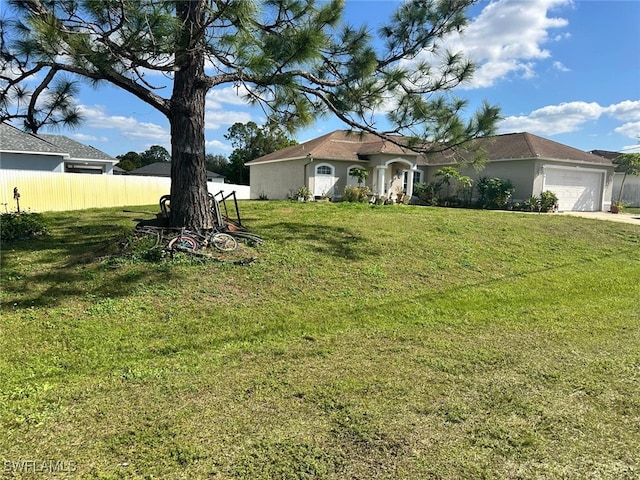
314 164 336 197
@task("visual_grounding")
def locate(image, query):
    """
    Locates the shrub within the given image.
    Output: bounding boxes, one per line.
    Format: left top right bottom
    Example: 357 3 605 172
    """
476 177 515 208
294 186 311 201
539 190 558 212
523 196 541 212
413 182 441 205
343 185 370 203
0 212 49 241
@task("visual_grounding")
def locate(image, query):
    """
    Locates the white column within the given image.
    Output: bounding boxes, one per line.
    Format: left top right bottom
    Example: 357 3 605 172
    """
406 169 415 199
376 167 386 197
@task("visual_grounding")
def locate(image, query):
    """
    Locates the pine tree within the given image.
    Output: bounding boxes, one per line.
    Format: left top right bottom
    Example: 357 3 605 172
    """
1 0 500 229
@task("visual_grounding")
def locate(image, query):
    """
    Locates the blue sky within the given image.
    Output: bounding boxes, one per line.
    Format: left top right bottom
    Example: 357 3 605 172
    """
36 0 640 158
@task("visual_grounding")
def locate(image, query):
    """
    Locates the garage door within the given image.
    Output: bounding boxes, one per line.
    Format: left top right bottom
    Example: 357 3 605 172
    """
543 167 603 212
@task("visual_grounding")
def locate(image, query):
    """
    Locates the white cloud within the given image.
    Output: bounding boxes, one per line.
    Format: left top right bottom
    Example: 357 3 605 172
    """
206 85 252 109
205 139 232 151
604 100 640 121
553 61 570 72
500 101 602 134
72 133 109 143
76 104 170 141
614 121 640 139
205 110 252 130
425 0 573 88
500 99 640 141
204 85 257 131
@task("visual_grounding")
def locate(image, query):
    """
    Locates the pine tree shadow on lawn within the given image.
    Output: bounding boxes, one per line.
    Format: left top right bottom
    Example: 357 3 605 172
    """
261 221 382 261
0 213 183 309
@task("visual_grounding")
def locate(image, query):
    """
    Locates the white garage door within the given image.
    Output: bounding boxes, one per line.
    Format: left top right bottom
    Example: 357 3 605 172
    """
544 167 603 212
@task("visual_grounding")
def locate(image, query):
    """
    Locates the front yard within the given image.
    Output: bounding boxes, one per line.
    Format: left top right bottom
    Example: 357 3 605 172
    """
1 202 639 479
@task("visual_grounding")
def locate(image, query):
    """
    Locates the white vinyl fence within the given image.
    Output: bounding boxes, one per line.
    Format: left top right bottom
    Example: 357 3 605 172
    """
0 170 250 213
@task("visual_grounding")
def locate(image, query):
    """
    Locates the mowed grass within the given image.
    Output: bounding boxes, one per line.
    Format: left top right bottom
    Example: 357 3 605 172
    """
1 202 639 479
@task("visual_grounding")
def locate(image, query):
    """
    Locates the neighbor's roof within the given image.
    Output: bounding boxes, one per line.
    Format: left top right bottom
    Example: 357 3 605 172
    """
425 132 613 166
1 122 67 155
38 133 116 163
246 130 421 165
0 122 116 163
129 162 225 179
588 149 619 160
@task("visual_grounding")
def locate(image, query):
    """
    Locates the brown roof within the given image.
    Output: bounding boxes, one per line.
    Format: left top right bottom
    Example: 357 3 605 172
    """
426 132 613 166
247 130 613 167
246 130 419 165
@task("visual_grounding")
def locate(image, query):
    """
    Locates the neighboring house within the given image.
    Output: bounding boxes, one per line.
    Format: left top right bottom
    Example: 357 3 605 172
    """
590 149 640 207
247 130 615 212
128 162 226 183
0 122 118 174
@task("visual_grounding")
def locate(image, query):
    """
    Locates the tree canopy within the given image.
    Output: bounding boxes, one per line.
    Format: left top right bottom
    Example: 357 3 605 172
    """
116 145 170 171
1 0 500 229
225 121 297 185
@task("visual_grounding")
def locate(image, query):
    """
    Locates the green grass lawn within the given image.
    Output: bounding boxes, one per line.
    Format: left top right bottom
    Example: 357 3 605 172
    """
1 202 639 479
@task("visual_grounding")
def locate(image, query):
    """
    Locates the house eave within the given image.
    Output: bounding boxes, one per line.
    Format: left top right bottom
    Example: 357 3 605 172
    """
1 149 70 159
426 156 614 168
68 157 119 165
248 156 369 166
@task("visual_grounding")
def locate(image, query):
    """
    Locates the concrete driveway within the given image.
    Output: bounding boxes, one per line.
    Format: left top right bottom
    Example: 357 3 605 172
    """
559 211 640 225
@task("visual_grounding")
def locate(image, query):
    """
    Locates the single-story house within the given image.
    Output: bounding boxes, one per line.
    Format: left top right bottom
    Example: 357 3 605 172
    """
1 122 119 174
247 130 615 212
590 149 640 207
128 162 226 183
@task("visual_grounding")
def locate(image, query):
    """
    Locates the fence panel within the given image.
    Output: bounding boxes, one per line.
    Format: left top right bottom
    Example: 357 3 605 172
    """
0 170 250 212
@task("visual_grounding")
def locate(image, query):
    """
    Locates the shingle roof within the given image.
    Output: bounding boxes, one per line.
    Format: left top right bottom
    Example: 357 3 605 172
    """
247 130 613 167
246 130 419 165
1 122 116 163
38 133 116 162
0 122 67 155
425 132 613 166
129 162 224 179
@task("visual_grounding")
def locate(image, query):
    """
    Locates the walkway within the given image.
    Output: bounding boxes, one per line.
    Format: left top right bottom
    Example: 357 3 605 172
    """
559 211 640 225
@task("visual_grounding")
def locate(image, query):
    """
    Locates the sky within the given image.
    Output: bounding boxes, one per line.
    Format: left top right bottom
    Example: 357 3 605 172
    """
27 0 640 158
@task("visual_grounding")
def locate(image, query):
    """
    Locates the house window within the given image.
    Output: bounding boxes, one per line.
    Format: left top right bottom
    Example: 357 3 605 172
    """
316 165 332 175
65 163 104 174
403 170 423 191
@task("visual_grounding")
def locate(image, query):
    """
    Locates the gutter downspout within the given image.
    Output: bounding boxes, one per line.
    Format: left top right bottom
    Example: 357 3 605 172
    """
303 153 314 192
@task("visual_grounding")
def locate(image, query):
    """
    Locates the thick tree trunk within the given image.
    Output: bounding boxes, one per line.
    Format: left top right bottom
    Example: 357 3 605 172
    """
168 0 213 230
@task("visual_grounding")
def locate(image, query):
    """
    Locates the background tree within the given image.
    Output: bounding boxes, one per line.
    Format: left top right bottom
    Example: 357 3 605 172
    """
115 151 142 172
205 154 229 178
612 152 640 207
140 145 171 165
1 0 500 229
224 121 297 185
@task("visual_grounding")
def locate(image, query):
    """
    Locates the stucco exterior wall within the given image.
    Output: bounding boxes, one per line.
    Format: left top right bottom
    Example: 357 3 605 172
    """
249 158 308 199
425 160 537 201
424 159 614 209
0 152 65 172
322 161 367 197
